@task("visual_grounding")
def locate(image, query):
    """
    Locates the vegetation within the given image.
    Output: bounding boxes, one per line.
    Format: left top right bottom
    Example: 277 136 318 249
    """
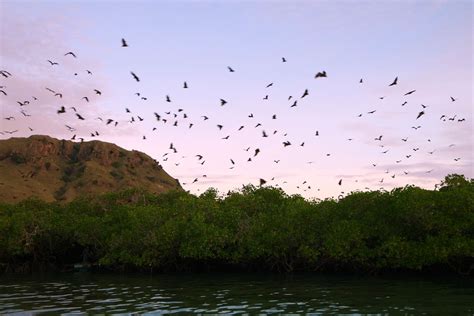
9 152 26 164
0 135 181 203
0 174 472 275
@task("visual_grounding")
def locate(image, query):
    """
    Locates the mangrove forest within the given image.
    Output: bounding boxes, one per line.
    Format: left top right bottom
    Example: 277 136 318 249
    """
0 174 472 275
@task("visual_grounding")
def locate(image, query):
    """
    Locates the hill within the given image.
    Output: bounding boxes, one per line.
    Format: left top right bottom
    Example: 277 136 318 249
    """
0 135 182 203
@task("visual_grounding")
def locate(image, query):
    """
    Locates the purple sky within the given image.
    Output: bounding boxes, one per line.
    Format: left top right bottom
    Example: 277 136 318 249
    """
0 0 472 199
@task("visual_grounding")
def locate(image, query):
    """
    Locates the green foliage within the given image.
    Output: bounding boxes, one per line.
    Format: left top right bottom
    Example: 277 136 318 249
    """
69 143 81 163
110 170 124 180
61 163 85 183
0 174 472 274
10 152 26 164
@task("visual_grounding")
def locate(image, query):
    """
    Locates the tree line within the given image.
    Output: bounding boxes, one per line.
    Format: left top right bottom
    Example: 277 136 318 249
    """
0 174 472 274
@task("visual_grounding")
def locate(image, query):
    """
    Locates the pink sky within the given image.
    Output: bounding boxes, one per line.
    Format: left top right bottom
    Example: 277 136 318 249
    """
0 1 472 199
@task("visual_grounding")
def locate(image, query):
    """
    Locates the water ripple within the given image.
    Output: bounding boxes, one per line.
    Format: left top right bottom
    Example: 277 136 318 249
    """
0 274 472 315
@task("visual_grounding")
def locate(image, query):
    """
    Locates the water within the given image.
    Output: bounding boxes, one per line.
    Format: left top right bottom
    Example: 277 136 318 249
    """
0 273 472 315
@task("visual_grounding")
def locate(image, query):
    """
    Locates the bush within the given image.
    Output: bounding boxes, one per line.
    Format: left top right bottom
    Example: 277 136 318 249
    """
0 174 472 274
110 170 124 180
10 152 26 164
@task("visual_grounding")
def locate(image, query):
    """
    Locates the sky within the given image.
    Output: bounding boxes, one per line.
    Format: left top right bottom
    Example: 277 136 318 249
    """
0 0 472 199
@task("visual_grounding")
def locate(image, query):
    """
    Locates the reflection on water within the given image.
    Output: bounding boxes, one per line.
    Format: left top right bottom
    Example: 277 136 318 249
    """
0 273 472 315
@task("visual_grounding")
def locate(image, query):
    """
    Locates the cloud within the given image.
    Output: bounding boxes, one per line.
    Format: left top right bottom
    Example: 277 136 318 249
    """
0 8 145 142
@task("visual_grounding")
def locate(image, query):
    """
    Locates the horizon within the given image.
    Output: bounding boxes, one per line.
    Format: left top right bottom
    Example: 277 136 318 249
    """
0 133 470 200
0 0 472 199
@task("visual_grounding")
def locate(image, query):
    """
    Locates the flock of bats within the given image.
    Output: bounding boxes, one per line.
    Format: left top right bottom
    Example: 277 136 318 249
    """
0 37 468 198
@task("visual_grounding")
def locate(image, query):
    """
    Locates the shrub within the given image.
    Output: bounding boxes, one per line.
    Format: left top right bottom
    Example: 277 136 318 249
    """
0 174 472 274
10 152 26 164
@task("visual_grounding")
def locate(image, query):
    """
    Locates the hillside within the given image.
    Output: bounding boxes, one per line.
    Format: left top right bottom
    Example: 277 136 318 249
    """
0 135 182 203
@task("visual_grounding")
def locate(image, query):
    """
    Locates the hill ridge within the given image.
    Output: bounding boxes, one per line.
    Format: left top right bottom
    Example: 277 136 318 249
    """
0 135 181 203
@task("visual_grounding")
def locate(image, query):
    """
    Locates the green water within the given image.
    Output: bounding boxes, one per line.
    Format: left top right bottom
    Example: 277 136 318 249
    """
0 273 472 315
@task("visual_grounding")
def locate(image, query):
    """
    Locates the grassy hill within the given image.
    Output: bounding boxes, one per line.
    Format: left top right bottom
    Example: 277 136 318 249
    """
0 135 182 203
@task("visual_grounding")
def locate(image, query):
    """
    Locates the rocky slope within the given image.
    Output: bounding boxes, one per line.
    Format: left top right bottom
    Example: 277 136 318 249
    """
0 135 182 203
